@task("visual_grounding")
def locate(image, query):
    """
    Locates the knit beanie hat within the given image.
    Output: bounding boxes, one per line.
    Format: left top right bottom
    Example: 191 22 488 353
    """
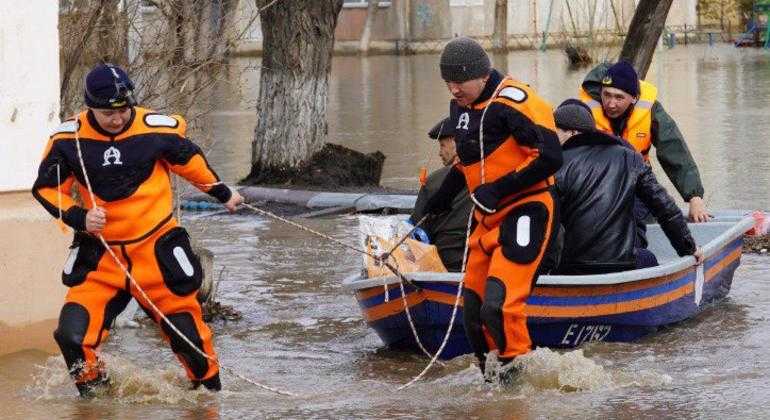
84 63 136 109
601 61 640 97
554 99 596 132
427 117 455 140
440 37 491 82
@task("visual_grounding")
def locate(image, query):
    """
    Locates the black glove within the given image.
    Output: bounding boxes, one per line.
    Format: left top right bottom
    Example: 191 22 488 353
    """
470 183 501 214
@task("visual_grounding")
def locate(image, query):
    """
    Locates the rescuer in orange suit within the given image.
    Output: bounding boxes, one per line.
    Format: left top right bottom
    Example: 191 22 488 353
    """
32 63 243 397
422 38 563 383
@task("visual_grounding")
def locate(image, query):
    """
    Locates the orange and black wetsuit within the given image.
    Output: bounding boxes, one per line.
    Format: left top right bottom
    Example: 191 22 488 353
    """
426 69 562 365
32 107 230 394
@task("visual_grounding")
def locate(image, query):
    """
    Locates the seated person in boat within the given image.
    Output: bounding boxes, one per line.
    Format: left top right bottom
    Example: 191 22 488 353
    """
551 99 703 275
578 61 710 250
409 117 472 272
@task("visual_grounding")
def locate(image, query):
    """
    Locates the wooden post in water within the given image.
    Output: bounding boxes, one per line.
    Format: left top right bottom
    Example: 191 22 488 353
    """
618 0 674 79
359 0 378 54
492 0 508 52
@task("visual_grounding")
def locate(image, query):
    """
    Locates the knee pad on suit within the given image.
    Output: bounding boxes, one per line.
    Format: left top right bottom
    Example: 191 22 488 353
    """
53 303 90 373
155 227 203 296
498 202 549 264
480 277 507 350
62 233 105 287
462 288 488 359
103 290 132 332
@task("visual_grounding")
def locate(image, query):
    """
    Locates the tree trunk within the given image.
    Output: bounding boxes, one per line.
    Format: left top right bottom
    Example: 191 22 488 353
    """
246 0 344 184
492 0 508 52
619 0 674 79
149 0 240 113
359 0 378 54
59 0 125 118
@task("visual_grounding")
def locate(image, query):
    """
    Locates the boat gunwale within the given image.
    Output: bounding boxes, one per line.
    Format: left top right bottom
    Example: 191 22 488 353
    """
342 217 754 291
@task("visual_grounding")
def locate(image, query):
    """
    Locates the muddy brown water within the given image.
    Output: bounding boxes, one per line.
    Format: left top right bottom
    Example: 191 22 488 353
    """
2 45 770 418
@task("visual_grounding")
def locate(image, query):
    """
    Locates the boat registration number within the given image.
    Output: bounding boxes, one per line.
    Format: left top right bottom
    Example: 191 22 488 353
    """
560 324 612 346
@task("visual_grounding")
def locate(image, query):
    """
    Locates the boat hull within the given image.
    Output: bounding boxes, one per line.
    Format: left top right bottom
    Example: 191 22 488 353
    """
353 237 743 359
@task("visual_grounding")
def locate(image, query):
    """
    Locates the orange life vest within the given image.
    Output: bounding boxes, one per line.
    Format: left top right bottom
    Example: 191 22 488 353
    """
461 78 556 198
579 80 657 160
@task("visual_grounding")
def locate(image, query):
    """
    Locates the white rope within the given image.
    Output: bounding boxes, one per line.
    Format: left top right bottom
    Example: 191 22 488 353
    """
397 76 507 389
241 202 376 258
397 207 473 390
241 201 439 363
389 257 445 365
72 117 295 397
478 76 509 184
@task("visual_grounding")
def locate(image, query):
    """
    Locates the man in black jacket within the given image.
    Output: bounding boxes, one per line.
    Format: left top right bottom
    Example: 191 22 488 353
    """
410 117 472 272
552 99 702 275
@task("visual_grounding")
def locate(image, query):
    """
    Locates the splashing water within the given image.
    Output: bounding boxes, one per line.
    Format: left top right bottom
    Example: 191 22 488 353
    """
24 354 212 404
514 348 615 391
485 348 672 393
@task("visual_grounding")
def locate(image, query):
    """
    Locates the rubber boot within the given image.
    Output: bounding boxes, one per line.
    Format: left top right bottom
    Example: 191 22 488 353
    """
475 352 488 377
483 350 501 384
498 357 522 388
192 372 221 392
76 373 110 398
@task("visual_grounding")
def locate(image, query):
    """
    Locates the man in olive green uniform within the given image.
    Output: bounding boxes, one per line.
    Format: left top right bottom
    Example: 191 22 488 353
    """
410 117 472 272
579 62 709 224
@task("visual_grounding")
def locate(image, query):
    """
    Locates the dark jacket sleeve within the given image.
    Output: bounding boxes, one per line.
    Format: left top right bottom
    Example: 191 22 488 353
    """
651 102 705 201
423 165 466 216
411 166 449 222
634 154 697 256
411 185 430 223
487 104 563 196
31 139 88 231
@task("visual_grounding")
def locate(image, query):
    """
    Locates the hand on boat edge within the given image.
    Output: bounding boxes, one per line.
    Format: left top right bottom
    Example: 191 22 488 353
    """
693 247 704 265
688 197 712 223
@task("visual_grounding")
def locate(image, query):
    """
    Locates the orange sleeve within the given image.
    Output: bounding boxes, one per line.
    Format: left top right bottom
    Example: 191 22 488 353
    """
163 138 232 203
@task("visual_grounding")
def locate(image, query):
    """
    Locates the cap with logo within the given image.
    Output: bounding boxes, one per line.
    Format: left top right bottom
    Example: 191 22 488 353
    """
601 61 640 98
84 63 137 109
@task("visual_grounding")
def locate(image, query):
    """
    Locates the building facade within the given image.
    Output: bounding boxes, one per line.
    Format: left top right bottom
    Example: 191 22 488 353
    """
235 0 698 54
0 1 69 356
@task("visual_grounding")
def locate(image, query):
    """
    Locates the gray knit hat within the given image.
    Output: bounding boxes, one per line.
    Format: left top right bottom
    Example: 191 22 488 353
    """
440 37 491 82
554 99 596 132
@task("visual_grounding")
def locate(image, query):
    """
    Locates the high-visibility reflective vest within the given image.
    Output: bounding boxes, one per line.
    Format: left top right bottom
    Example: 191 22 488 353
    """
580 80 657 160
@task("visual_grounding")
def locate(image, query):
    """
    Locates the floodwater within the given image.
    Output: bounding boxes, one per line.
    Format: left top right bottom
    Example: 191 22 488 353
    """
3 45 770 418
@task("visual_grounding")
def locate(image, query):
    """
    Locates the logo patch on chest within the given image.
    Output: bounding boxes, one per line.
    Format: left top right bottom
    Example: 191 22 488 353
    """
457 112 470 130
103 146 123 166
